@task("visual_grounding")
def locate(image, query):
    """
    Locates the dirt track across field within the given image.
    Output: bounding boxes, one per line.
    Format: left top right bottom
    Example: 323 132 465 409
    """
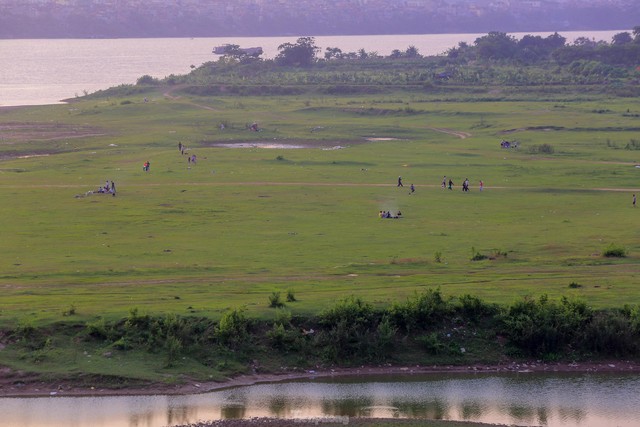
426 127 472 139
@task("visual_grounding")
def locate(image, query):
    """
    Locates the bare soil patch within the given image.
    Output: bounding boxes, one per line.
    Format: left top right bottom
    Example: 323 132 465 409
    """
0 122 107 145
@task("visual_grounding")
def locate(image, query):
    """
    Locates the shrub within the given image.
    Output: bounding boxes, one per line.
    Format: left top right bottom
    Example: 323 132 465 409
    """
624 139 640 150
501 295 592 357
372 315 397 359
215 308 249 349
14 318 36 342
269 292 285 308
581 311 638 356
389 288 451 332
266 322 304 352
136 75 158 85
317 296 380 362
528 143 554 154
456 294 499 322
164 335 183 367
274 308 292 326
62 304 76 316
603 244 626 257
286 289 297 302
319 296 375 327
418 332 443 354
85 317 113 340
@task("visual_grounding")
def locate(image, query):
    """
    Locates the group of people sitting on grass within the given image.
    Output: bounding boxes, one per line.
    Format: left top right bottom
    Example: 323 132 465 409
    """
379 210 402 219
75 180 116 198
96 180 116 196
500 139 518 149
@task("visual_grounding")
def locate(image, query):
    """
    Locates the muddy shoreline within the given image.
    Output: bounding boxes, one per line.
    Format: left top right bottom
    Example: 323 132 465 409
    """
2 360 639 398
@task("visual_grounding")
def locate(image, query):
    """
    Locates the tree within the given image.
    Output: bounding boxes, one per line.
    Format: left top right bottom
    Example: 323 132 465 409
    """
405 45 421 58
633 26 640 43
573 37 597 48
389 49 403 59
324 47 343 60
612 32 633 45
545 32 567 50
275 37 319 67
474 32 518 60
219 44 263 63
516 33 567 64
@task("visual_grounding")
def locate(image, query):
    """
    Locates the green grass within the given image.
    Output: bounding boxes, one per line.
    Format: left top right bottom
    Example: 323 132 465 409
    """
1 88 639 381
1 92 639 318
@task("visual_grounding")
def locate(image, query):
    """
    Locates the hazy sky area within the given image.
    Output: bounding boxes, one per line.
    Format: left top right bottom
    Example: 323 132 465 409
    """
0 0 638 38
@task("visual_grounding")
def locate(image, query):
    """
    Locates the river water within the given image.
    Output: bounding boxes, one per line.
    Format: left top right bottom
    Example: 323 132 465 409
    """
2 373 640 427
0 31 624 107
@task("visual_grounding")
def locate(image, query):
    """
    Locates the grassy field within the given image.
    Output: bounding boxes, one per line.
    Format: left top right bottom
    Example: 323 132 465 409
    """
1 89 639 328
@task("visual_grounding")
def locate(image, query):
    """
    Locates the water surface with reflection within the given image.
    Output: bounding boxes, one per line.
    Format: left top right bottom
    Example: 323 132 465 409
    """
2 373 639 427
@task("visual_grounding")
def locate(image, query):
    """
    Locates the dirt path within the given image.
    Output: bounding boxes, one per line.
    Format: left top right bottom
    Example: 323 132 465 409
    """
0 181 638 193
426 127 472 139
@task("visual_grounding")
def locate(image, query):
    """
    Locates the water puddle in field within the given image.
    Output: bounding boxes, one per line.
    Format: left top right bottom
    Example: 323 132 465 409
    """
2 372 640 427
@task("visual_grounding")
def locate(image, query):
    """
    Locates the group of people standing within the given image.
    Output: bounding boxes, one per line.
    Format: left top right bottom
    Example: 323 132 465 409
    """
441 176 483 192
395 175 485 193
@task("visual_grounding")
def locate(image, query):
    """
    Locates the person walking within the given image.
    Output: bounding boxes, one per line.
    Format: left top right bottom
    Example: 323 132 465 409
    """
441 176 447 189
397 176 403 187
448 179 453 190
479 180 484 192
410 183 415 194
634 194 636 207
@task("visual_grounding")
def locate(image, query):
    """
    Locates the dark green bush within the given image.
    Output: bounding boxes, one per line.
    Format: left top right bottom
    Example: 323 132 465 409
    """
455 294 500 322
319 296 375 327
581 311 639 356
389 288 451 332
603 244 626 257
501 295 592 357
269 291 285 308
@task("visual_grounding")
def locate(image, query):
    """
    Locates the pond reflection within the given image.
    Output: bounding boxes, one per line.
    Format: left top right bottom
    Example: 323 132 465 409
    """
2 372 639 427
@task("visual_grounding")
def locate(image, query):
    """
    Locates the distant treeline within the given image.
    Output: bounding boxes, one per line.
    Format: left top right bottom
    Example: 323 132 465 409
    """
117 30 640 100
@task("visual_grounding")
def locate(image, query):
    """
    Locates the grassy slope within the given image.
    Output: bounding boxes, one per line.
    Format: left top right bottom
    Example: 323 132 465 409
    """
0 88 639 381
